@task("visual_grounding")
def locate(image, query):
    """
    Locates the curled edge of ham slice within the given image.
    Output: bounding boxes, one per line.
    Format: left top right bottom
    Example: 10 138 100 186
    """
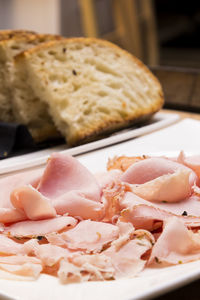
10 185 56 221
148 217 200 266
4 215 77 238
0 208 26 224
121 157 198 187
178 151 200 180
132 169 191 203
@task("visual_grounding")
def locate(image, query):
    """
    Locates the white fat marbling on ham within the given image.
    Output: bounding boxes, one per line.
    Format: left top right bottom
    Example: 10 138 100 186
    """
10 186 56 221
149 217 200 266
4 216 77 238
132 169 191 203
37 153 101 201
60 220 119 252
121 157 198 187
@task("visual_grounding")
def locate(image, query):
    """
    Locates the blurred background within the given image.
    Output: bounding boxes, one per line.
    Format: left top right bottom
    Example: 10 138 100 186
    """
0 0 200 111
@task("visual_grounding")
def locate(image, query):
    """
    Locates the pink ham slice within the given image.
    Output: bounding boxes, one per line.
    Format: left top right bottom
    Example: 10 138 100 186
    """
120 204 200 230
58 254 115 283
0 208 26 224
95 170 122 189
121 157 198 187
0 234 23 254
178 151 200 179
121 190 200 217
132 169 191 203
0 169 42 209
33 243 73 267
10 186 56 221
149 217 200 266
53 190 104 220
4 216 77 238
37 153 101 201
0 168 42 224
0 255 42 279
59 220 119 252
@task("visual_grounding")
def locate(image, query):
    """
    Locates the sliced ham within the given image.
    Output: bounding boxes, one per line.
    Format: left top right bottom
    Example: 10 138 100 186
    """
4 216 77 238
95 170 122 189
0 234 23 254
0 168 42 224
0 169 42 209
104 233 152 279
37 153 101 202
58 255 115 283
149 217 200 266
132 169 191 203
120 204 200 230
53 190 104 220
121 190 200 218
178 151 200 179
34 244 73 267
0 208 26 224
121 157 198 187
60 220 119 252
0 255 42 279
10 186 56 221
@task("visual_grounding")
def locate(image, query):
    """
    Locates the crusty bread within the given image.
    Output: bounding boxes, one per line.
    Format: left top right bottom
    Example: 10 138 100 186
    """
14 37 164 145
0 30 37 122
0 29 36 42
0 32 61 141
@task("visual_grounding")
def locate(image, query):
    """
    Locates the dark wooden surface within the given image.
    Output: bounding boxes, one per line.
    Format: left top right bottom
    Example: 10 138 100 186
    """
151 66 200 112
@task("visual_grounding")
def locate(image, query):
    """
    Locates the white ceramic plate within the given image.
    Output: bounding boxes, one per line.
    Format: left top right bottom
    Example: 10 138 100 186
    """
0 112 179 175
1 117 200 300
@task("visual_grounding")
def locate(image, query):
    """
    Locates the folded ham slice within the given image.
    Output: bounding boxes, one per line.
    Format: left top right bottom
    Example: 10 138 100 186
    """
121 157 198 187
178 151 200 179
120 204 200 230
37 153 101 201
149 217 200 266
10 186 56 221
121 190 200 218
0 169 42 224
132 169 191 203
53 190 104 220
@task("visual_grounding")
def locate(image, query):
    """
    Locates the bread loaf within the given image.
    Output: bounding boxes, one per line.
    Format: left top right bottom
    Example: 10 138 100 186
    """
0 32 61 141
0 30 37 122
15 37 164 145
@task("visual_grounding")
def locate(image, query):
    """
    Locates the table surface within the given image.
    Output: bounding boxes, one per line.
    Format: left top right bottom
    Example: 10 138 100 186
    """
162 108 200 120
155 108 200 300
